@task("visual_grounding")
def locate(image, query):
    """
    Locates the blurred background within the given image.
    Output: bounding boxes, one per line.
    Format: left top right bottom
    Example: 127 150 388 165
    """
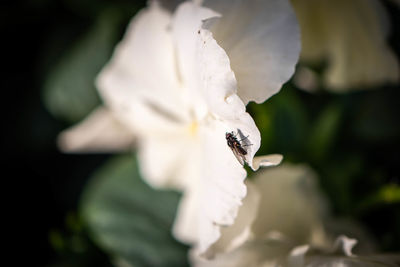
2 0 399 266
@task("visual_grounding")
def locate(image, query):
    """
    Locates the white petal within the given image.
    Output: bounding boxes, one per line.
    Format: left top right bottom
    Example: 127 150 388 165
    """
100 79 187 137
288 245 309 267
252 154 283 170
57 107 135 152
137 133 195 189
202 182 261 258
251 164 330 248
136 123 209 191
97 2 189 134
292 0 399 90
172 121 248 255
325 218 377 254
99 2 178 94
192 239 293 267
303 254 400 267
203 0 301 104
171 2 220 94
172 2 248 120
332 235 358 257
195 26 243 119
173 2 263 169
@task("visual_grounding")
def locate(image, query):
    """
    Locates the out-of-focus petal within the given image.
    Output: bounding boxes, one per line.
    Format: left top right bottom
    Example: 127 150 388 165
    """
292 0 399 90
251 164 330 248
203 0 301 104
99 1 178 94
301 236 400 267
325 218 377 254
97 2 189 133
171 2 220 99
304 254 400 267
252 154 283 170
195 239 400 267
172 121 248 255
332 235 357 256
193 239 293 267
137 133 195 189
202 182 261 258
192 163 400 266
288 245 309 267
100 79 187 136
58 107 135 152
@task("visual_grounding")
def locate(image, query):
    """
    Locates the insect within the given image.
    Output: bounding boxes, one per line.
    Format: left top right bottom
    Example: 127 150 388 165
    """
225 131 251 165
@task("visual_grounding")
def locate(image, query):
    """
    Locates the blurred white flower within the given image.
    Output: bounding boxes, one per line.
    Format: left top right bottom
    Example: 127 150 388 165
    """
194 164 400 266
58 0 300 254
291 0 399 92
196 164 331 260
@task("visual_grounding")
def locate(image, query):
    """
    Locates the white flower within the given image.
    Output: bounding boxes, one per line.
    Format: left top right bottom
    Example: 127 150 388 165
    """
194 164 399 266
197 164 331 259
58 0 300 254
291 0 399 91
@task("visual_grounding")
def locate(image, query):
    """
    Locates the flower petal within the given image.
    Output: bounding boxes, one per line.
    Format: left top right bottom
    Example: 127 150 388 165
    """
172 2 263 169
292 0 399 90
303 253 400 267
251 164 330 248
202 181 261 258
203 0 301 104
192 239 293 267
99 1 178 94
97 2 189 134
288 245 309 267
332 235 358 256
172 120 248 255
252 154 283 170
171 1 220 91
99 78 186 137
137 133 196 189
57 107 135 152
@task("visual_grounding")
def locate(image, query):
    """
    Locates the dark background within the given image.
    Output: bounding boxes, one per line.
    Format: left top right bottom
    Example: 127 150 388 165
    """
2 1 399 266
2 1 143 266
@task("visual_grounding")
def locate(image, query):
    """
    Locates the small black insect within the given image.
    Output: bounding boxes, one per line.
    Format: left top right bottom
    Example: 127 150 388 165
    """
225 131 251 165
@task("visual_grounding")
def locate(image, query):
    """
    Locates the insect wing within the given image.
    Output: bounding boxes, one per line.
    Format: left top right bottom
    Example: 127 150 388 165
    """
230 146 246 166
237 129 251 147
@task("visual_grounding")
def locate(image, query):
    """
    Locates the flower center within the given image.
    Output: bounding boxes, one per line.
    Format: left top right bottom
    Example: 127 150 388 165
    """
187 121 199 137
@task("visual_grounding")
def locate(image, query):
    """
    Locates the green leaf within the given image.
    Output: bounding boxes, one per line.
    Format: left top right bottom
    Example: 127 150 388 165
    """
318 154 363 214
80 155 188 267
249 84 309 158
358 184 400 212
43 10 120 123
307 103 342 162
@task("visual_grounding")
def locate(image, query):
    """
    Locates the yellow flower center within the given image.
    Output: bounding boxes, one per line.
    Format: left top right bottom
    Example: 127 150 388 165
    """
187 121 199 137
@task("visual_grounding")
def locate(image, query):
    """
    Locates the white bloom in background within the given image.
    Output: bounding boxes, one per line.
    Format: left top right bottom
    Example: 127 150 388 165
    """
291 0 399 92
58 0 300 255
58 107 135 152
194 164 400 266
196 164 331 260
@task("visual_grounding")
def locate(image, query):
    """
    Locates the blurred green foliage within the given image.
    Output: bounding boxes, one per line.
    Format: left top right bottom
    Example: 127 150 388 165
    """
80 155 188 267
41 0 145 124
43 10 118 123
47 211 114 267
